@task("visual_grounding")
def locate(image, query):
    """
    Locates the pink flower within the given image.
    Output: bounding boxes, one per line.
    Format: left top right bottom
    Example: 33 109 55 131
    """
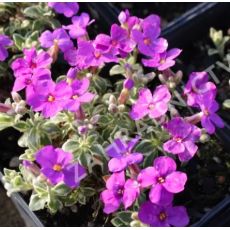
137 156 187 205
27 80 72 118
36 145 86 188
138 201 189 227
163 117 201 162
100 171 140 214
48 2 79 18
130 85 171 120
142 48 182 71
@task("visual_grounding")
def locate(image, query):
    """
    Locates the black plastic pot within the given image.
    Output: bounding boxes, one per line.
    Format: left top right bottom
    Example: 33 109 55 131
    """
1 2 230 227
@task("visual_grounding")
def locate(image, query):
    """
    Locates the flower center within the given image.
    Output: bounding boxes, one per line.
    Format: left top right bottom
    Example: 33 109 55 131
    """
72 95 78 100
111 39 118 46
143 38 151 45
47 94 55 102
30 62 37 69
117 188 124 196
53 164 62 172
66 78 73 85
174 137 182 143
204 109 209 116
157 177 165 184
159 212 167 221
94 50 101 59
160 59 166 64
148 103 155 110
25 78 32 85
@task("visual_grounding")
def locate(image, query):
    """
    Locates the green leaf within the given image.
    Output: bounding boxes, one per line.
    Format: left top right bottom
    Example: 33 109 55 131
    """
78 152 91 168
62 138 79 154
13 33 25 50
48 198 63 213
111 211 133 226
79 187 96 197
13 121 29 132
134 139 155 155
29 194 47 211
23 6 42 18
111 217 125 227
109 64 125 76
52 183 71 196
142 151 158 168
0 113 14 131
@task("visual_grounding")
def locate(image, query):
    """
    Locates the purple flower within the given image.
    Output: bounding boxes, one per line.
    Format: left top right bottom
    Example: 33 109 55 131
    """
95 24 135 57
106 137 143 172
163 117 201 162
142 48 182 71
184 72 216 107
77 40 117 68
27 80 72 118
0 34 13 61
48 2 79 18
63 13 94 39
197 92 224 134
130 85 171 120
12 68 51 99
11 47 52 77
132 23 167 57
137 156 187 205
118 9 140 32
65 78 95 112
39 28 73 52
100 171 140 213
36 145 86 188
138 201 189 227
64 48 78 67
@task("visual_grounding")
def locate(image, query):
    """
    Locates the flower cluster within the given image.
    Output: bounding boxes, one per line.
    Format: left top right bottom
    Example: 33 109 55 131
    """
0 3 225 227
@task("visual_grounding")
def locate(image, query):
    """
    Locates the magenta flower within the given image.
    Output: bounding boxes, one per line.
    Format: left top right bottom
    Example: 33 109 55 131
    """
197 92 224 134
65 78 95 112
106 137 143 172
184 72 216 107
163 117 201 162
77 40 117 68
48 2 79 18
95 24 135 57
138 201 189 227
11 47 52 78
130 85 171 120
39 28 73 52
142 48 182 71
0 34 13 61
36 145 86 188
64 48 78 67
12 68 51 99
27 80 72 118
132 24 168 57
137 156 187 205
100 171 140 213
118 9 140 32
63 13 94 39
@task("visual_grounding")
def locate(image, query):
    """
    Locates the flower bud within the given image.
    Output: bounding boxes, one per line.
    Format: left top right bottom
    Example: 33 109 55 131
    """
11 92 22 103
109 95 117 104
90 114 100 124
117 104 125 112
168 81 176 89
131 212 138 220
86 73 93 79
13 100 27 115
108 104 118 113
130 220 142 227
123 78 134 90
78 125 88 135
200 133 210 143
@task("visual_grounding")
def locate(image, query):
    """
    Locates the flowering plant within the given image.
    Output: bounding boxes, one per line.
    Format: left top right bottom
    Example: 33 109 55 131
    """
0 3 225 227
